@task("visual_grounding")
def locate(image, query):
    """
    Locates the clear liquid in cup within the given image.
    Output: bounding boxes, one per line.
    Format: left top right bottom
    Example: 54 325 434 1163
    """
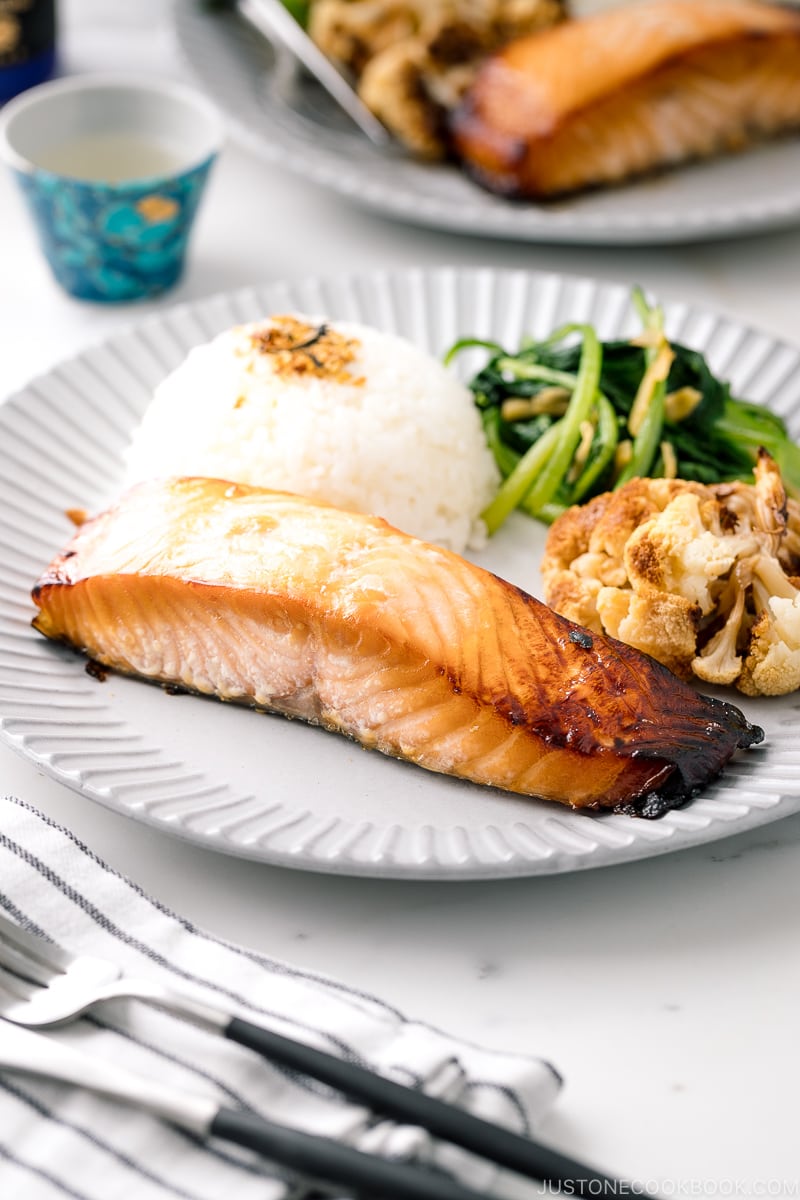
35 132 182 182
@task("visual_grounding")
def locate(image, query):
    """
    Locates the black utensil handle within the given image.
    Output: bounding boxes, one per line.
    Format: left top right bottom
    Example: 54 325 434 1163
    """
226 1017 617 1193
210 1106 486 1200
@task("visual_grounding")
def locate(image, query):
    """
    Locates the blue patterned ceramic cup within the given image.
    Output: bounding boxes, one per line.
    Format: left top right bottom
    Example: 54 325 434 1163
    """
0 74 224 302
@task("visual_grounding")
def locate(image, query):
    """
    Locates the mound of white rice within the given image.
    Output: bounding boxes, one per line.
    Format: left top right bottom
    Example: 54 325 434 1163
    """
124 316 500 553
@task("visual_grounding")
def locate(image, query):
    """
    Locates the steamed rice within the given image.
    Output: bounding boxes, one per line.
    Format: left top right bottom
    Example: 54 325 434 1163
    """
124 316 500 553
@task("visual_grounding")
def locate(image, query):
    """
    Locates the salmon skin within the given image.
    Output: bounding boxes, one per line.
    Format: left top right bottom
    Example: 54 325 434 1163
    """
31 477 763 817
450 0 800 199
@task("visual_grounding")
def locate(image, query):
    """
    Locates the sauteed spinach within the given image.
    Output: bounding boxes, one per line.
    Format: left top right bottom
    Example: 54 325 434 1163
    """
447 288 800 533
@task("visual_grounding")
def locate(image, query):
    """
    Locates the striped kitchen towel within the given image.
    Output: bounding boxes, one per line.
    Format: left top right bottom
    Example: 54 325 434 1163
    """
0 796 561 1200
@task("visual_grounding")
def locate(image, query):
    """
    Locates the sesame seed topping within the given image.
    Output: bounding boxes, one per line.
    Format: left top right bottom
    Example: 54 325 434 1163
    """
248 316 364 384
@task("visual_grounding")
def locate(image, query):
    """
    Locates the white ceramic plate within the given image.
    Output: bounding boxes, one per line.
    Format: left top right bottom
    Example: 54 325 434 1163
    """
172 0 800 246
2 268 800 879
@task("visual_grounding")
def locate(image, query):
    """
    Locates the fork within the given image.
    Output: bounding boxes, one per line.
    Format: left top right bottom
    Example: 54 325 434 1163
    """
0 1016 486 1200
0 909 621 1195
209 0 393 148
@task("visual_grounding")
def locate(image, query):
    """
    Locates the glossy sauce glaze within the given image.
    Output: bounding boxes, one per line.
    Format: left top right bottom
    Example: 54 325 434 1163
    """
32 477 763 816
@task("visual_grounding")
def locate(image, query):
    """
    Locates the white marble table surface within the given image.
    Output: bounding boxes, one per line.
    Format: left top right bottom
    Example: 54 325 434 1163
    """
2 1 800 1194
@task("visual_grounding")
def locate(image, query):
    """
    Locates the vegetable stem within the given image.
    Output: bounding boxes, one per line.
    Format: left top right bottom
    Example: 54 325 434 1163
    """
616 390 666 486
494 359 579 391
570 392 619 502
615 291 670 486
522 326 602 514
481 421 562 535
443 337 506 366
481 407 520 478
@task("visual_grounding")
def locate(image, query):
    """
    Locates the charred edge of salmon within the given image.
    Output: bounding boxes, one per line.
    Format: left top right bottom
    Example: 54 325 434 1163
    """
611 702 764 818
609 689 763 819
32 556 76 596
447 97 531 196
491 590 765 815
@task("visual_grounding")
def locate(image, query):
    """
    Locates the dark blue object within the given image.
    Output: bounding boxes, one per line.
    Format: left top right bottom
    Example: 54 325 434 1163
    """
13 157 216 302
0 1 56 101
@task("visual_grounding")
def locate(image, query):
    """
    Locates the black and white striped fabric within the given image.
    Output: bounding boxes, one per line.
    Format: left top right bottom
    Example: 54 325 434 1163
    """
0 796 561 1199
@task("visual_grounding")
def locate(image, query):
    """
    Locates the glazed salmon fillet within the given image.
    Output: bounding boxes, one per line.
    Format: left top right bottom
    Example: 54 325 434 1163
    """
31 478 762 816
450 0 800 198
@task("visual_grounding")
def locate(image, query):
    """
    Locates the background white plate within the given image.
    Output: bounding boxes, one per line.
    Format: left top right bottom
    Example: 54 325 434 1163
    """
2 268 800 879
173 0 800 246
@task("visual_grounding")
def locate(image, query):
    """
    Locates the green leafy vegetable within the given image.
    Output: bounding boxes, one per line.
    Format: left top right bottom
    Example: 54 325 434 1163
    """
447 290 800 533
281 0 311 25
202 0 310 25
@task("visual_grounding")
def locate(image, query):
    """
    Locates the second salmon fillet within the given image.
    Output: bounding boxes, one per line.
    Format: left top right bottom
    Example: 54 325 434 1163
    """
451 0 800 198
31 477 762 816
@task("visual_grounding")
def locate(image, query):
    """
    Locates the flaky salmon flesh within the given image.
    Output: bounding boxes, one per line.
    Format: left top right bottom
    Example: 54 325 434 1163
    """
450 0 800 199
31 478 763 816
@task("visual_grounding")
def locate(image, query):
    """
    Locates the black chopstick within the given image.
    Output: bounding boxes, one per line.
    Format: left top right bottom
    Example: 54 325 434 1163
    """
226 1017 624 1193
211 1106 496 1199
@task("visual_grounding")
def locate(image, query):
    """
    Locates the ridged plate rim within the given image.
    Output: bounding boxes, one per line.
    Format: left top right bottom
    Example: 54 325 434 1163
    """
172 0 800 246
2 266 800 879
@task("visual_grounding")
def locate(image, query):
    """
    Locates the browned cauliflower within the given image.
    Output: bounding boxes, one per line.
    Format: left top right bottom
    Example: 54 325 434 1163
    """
541 452 800 696
308 0 567 157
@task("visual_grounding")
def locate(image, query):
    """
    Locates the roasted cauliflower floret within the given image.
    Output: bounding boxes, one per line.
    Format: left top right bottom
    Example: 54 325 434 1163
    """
596 587 701 680
690 572 747 687
541 451 800 696
622 490 757 613
358 39 449 159
308 0 420 76
739 560 800 695
739 596 800 695
308 0 566 157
